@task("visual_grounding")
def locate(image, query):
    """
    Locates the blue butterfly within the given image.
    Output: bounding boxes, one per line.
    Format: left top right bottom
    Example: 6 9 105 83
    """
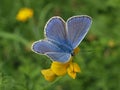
32 15 92 63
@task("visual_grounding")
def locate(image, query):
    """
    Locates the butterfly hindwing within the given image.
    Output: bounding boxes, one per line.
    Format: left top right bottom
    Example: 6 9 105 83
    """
32 39 71 63
46 52 71 63
32 40 63 54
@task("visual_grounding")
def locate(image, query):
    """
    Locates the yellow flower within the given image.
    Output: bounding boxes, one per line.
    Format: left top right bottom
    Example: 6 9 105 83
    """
41 69 57 82
41 47 81 82
108 40 115 48
51 61 69 76
16 8 33 22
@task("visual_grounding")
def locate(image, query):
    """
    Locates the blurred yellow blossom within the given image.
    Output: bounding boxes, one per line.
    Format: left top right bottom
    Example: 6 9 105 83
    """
41 47 81 82
16 8 33 22
108 40 115 48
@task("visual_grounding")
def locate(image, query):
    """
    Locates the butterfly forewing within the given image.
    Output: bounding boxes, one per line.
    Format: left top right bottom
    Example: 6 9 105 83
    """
45 16 68 44
66 15 92 49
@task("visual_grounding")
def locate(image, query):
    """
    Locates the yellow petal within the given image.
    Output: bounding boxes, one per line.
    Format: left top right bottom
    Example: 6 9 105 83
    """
74 47 80 55
67 66 76 79
67 62 80 79
41 69 57 82
73 63 81 72
69 62 74 71
51 61 69 76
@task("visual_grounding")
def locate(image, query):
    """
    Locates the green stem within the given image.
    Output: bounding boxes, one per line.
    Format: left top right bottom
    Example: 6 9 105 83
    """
0 31 29 46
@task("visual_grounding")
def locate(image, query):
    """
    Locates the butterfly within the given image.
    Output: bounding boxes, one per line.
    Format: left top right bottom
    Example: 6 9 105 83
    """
32 15 92 63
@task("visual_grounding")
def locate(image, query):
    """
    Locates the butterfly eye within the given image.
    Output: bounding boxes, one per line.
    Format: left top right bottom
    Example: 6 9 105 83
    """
71 52 74 56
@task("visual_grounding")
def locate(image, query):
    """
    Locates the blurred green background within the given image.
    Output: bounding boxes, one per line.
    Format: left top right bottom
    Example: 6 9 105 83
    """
0 0 120 90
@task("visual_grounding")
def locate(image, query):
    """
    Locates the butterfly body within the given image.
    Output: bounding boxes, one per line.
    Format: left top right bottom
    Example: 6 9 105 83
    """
49 39 73 53
32 15 92 63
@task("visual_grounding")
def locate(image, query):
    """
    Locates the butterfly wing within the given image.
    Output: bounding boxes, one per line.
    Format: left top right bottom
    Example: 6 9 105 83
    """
32 40 62 54
32 40 71 63
46 52 71 63
66 15 92 49
45 16 68 45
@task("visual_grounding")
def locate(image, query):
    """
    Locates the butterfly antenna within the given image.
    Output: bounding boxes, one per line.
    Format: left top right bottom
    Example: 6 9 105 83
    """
78 49 101 55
